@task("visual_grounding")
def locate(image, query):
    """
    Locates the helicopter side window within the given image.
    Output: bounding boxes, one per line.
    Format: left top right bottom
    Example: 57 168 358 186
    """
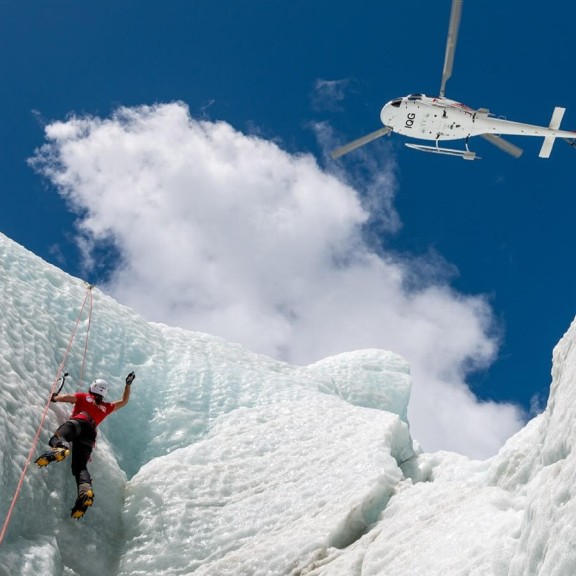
408 94 423 101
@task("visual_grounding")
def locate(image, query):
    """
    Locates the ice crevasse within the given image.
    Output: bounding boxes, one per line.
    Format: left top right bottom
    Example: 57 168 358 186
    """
1 230 576 576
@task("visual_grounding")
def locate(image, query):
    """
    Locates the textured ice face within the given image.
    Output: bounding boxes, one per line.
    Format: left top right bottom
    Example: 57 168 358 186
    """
0 235 128 576
119 399 412 576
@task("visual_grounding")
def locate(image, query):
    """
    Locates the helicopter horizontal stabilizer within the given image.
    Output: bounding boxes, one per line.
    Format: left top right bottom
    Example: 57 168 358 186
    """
540 136 555 158
405 142 478 160
539 107 566 158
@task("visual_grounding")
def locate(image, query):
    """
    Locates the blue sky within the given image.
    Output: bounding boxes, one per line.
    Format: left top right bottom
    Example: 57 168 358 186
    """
1 0 575 457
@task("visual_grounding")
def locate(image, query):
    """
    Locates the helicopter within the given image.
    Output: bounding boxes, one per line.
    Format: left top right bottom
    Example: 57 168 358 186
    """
331 0 576 161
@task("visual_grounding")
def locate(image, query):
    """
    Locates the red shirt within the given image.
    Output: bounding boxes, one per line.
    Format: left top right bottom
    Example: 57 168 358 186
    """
71 392 115 426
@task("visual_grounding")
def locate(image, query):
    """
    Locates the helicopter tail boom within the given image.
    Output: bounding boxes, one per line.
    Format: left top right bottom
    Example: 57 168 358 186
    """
539 106 566 158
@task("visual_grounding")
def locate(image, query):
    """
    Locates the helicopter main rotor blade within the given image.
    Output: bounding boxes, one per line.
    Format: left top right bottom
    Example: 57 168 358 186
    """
480 133 524 158
439 0 463 98
330 127 392 159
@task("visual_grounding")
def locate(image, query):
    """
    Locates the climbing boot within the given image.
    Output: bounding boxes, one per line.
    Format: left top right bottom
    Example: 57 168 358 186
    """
35 446 70 468
71 483 94 519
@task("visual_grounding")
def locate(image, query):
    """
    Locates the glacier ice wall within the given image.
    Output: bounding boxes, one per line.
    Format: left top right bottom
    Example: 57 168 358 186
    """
2 229 576 576
0 232 415 575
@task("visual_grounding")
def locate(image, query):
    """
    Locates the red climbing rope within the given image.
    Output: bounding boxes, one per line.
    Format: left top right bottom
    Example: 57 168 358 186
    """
78 286 94 389
0 284 94 546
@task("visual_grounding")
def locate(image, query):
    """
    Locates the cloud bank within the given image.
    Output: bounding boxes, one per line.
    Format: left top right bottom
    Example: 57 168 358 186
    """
31 102 523 458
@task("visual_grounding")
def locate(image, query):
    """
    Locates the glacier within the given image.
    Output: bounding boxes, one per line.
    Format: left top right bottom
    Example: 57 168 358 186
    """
1 229 575 576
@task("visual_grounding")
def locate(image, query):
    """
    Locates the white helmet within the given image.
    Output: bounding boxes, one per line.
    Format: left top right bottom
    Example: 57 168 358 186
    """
89 379 110 398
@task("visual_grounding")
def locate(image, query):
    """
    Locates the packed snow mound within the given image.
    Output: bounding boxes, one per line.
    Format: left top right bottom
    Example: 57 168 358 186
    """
294 349 411 422
2 229 576 576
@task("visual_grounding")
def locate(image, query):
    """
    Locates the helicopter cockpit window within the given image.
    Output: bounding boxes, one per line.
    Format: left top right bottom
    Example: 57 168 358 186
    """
391 99 402 108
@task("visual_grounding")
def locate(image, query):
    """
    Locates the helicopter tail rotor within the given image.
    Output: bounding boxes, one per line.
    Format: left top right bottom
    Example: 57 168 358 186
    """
330 126 392 159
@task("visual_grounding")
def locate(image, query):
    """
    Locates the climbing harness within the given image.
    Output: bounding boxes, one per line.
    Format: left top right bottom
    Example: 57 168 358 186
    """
0 284 94 545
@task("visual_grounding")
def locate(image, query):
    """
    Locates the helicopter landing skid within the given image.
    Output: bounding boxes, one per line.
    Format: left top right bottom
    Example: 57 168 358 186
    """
405 141 480 160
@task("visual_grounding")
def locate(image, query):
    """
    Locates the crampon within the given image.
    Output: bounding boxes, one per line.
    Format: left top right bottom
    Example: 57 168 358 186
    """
35 447 70 468
71 484 94 520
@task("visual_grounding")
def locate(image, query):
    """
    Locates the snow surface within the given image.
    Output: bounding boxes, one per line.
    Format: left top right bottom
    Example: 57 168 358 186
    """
1 230 576 575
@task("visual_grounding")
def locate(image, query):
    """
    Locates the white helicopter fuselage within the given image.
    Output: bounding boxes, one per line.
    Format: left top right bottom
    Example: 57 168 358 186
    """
380 94 576 142
330 0 576 161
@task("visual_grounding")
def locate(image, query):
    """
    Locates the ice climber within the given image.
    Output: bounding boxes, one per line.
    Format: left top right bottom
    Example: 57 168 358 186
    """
35 371 136 519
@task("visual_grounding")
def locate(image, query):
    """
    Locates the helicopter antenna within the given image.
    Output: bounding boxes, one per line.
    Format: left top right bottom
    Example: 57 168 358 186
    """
439 0 463 98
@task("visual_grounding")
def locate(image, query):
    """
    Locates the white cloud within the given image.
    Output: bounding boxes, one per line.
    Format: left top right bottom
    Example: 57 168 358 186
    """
311 78 351 112
32 102 524 458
